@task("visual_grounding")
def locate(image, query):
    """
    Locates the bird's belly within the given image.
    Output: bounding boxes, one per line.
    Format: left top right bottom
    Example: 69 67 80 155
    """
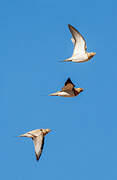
58 91 74 97
72 54 88 62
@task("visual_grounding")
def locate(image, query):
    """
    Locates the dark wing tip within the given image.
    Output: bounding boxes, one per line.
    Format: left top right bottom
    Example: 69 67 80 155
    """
68 24 76 31
68 24 74 30
68 24 82 37
65 78 74 86
67 77 71 81
68 24 71 28
36 154 40 161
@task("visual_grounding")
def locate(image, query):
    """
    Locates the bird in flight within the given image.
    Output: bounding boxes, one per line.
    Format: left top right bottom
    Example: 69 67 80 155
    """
61 24 96 63
18 129 51 161
49 78 83 97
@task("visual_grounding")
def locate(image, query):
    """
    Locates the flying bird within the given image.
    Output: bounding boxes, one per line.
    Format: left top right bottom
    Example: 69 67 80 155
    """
18 129 51 161
49 78 83 97
61 24 96 63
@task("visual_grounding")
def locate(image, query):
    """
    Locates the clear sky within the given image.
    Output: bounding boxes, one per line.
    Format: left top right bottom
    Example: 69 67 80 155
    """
0 0 116 179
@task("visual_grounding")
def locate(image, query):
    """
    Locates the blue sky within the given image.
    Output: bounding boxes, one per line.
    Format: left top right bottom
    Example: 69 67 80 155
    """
0 0 116 179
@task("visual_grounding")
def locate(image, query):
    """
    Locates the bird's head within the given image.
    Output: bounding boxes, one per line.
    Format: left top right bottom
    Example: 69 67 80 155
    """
42 129 51 135
88 52 96 60
75 88 84 94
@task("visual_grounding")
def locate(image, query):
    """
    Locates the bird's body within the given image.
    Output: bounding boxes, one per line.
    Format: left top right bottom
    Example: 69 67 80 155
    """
65 53 89 63
49 78 83 97
50 90 75 97
18 129 51 161
62 24 96 63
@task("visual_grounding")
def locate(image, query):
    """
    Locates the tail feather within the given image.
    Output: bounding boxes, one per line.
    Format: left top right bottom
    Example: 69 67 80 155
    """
59 59 72 62
18 134 27 137
49 92 59 96
18 133 32 138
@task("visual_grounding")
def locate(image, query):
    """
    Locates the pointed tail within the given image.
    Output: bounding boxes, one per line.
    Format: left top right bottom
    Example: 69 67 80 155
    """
59 59 72 62
18 133 32 138
49 92 59 96
17 134 27 137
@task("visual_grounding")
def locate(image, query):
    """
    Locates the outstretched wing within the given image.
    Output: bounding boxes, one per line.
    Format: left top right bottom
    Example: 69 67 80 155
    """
33 133 44 161
62 78 75 92
68 24 87 56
